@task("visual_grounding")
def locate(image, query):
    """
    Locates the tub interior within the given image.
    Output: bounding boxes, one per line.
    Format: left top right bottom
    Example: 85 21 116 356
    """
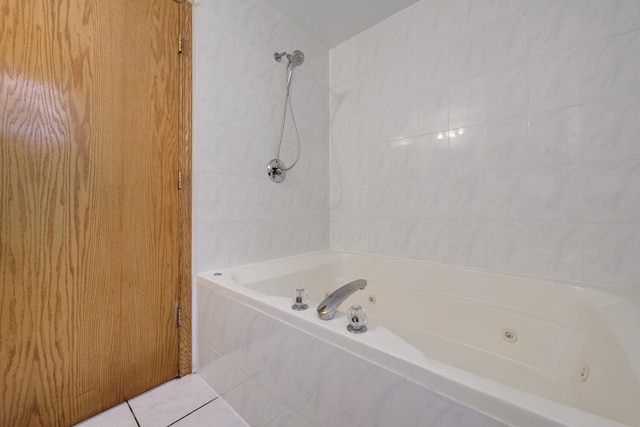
233 253 640 426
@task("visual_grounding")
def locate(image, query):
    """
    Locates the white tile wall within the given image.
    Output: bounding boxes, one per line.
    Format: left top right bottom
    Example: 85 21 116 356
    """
405 380 502 427
329 0 640 288
192 0 331 368
193 0 330 278
293 330 339 425
338 352 405 426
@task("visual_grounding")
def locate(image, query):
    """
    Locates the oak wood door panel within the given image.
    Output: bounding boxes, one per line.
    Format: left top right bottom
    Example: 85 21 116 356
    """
0 1 183 425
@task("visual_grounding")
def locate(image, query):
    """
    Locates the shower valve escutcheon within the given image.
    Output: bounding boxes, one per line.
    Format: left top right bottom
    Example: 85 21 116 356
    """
316 279 367 320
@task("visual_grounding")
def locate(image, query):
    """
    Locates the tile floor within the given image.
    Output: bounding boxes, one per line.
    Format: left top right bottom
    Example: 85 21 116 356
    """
74 374 248 427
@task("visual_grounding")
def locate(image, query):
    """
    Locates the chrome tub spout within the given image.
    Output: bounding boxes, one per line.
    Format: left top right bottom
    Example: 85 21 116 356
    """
317 279 367 320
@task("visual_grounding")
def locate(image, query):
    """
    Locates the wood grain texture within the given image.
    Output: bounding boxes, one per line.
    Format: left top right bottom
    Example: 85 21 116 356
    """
178 1 193 377
117 0 179 400
1 1 184 425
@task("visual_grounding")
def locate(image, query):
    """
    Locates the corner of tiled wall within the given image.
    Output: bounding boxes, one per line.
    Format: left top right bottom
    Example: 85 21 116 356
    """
192 0 331 277
192 0 332 370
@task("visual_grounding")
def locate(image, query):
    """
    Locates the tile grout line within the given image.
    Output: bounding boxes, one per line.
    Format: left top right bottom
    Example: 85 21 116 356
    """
126 401 141 427
166 397 219 427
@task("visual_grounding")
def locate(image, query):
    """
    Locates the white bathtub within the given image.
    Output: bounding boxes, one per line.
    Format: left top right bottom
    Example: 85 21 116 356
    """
196 252 640 427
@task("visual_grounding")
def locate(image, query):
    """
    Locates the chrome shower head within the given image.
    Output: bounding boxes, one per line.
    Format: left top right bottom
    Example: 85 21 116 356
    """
274 50 304 67
286 50 304 67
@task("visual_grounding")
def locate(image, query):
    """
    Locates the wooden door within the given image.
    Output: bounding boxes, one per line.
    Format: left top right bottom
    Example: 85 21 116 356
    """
0 1 191 425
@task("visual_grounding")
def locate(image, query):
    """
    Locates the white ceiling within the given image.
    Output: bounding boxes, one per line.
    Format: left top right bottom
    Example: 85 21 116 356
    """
264 0 421 48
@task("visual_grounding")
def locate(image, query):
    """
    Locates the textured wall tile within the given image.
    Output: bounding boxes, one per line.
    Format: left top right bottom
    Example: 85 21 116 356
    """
223 377 286 427
529 107 581 167
249 315 294 408
369 180 419 220
581 0 640 43
443 0 493 38
583 224 640 288
486 221 530 274
582 96 640 163
530 222 581 280
418 87 449 135
448 220 486 268
446 124 486 174
448 31 486 82
582 30 640 103
582 160 640 224
485 116 529 172
528 0 582 58
528 166 580 223
418 176 450 220
368 219 420 259
197 341 246 396
485 11 528 72
293 331 339 426
338 352 405 427
484 64 528 122
193 221 230 273
529 49 581 114
418 220 450 263
331 183 369 219
198 121 271 178
486 170 529 221
412 44 449 94
406 380 505 427
418 133 449 177
228 221 259 266
196 173 231 222
348 218 372 253
329 217 351 251
450 76 486 128
448 174 486 220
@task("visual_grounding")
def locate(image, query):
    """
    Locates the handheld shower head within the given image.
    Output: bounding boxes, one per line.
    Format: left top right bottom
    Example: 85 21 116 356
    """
286 50 304 67
269 49 305 183
275 49 305 88
274 50 304 67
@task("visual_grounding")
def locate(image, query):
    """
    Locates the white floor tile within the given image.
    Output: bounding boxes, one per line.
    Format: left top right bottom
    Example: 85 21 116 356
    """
73 403 138 427
171 398 249 427
265 410 310 427
129 374 217 427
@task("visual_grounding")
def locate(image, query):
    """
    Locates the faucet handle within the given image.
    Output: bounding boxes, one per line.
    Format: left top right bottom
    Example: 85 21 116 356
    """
346 304 367 334
292 288 309 311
